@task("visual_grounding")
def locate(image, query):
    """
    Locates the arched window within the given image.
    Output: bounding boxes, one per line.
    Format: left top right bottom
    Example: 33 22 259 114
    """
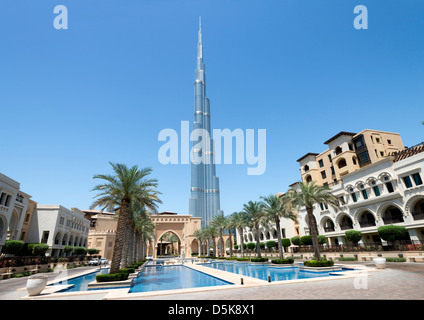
382 206 404 224
412 199 424 221
335 146 342 155
337 158 347 169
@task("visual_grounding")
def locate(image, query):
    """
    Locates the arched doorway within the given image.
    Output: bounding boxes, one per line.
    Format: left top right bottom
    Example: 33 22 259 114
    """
157 231 181 256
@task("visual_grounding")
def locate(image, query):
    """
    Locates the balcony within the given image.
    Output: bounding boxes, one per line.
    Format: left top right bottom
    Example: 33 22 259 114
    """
324 226 335 232
412 212 424 221
359 221 376 228
340 223 354 230
382 216 404 224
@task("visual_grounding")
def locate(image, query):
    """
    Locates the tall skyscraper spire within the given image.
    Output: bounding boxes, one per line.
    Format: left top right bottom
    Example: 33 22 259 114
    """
189 18 223 228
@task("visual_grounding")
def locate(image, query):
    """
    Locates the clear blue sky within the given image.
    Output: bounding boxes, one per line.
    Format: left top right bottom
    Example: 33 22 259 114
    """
1 0 423 216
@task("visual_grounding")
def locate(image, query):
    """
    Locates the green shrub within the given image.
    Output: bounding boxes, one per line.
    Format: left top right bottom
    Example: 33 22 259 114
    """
63 246 73 254
119 267 135 274
271 258 294 264
386 257 406 262
266 240 276 249
259 242 265 249
281 238 291 248
300 235 312 246
246 242 256 250
338 257 358 261
96 273 128 282
72 247 87 256
304 260 334 267
1 240 25 255
345 230 363 244
378 225 409 243
88 248 99 255
318 235 328 245
32 244 49 256
234 245 239 249
250 257 268 262
291 236 301 246
236 258 250 261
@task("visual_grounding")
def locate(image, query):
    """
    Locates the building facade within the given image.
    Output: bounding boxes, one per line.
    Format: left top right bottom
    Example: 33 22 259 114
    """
297 129 405 187
0 173 33 252
189 18 223 227
295 131 424 246
84 210 116 260
27 205 90 257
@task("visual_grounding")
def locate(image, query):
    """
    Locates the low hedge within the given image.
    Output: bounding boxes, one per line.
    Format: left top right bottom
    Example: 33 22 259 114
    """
338 257 358 261
303 260 334 267
96 273 128 282
386 257 406 262
236 258 250 261
250 258 268 263
271 258 294 264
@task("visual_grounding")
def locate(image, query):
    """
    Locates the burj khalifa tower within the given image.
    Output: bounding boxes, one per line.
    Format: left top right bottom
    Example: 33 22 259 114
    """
189 18 223 228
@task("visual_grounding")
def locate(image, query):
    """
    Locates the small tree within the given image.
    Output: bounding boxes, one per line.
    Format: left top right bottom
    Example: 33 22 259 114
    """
345 230 363 244
32 244 49 256
281 238 291 252
300 235 313 246
291 236 301 246
88 248 100 256
266 240 276 250
378 225 409 243
1 240 25 255
318 235 328 245
246 242 256 250
73 247 87 256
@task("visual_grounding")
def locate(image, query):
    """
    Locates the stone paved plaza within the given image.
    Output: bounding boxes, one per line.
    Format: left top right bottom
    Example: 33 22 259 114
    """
1 261 423 301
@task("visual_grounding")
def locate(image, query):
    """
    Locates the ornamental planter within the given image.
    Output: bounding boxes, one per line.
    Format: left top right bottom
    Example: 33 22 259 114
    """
26 275 48 296
373 257 386 269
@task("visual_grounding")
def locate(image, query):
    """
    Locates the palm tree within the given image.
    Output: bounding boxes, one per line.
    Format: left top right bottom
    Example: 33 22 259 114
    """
243 201 266 258
210 213 227 257
231 211 248 257
284 181 340 261
133 207 155 261
261 194 298 260
203 225 218 257
90 162 161 273
191 229 204 257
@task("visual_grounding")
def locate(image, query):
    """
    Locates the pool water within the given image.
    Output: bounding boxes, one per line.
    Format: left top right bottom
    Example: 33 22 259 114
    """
128 265 232 293
49 268 110 292
204 261 342 281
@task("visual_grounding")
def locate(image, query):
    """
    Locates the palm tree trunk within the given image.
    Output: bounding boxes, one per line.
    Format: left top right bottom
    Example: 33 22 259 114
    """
110 199 129 274
219 233 224 257
307 206 321 261
275 218 283 260
228 230 233 258
239 228 244 258
255 228 261 258
212 237 217 257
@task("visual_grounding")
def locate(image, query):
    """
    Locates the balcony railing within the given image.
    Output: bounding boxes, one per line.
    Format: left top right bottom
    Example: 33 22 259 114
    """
324 227 335 232
359 221 376 228
412 212 424 221
382 216 404 224
340 224 354 230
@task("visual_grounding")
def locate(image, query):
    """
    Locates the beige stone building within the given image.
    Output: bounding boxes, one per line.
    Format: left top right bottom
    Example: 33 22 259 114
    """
84 210 117 260
297 129 405 187
85 210 226 259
